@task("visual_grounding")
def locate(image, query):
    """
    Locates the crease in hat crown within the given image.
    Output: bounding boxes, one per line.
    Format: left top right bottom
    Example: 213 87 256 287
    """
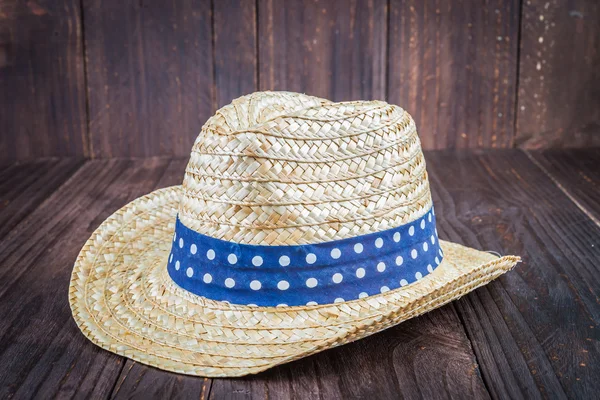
178 91 432 246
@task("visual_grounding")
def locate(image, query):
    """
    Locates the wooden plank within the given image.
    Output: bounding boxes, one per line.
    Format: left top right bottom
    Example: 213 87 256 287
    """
207 305 490 399
0 0 88 161
258 0 387 101
527 149 600 224
111 362 212 400
0 158 84 240
213 0 257 107
426 150 600 398
0 158 171 399
387 0 519 150
516 0 600 149
84 0 214 157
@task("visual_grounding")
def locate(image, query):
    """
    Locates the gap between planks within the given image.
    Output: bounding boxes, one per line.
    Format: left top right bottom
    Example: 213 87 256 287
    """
523 150 600 228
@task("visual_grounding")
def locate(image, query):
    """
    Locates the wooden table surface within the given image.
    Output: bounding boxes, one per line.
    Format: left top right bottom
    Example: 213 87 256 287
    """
0 149 598 399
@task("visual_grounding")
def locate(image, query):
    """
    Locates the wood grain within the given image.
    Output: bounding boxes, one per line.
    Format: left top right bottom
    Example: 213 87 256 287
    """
258 0 387 101
516 0 600 148
111 361 211 400
83 0 214 157
0 158 83 240
207 305 490 399
427 150 600 399
0 0 88 161
0 158 171 399
3 0 600 162
527 148 600 224
213 0 257 107
387 0 520 150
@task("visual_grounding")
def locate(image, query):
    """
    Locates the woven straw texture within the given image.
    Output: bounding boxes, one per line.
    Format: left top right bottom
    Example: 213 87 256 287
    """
69 91 519 377
180 91 429 244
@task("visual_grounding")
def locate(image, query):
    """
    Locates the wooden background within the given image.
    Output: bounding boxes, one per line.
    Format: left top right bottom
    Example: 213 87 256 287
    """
0 0 599 161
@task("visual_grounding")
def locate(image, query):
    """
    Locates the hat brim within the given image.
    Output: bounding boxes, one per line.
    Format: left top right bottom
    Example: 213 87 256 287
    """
69 186 519 377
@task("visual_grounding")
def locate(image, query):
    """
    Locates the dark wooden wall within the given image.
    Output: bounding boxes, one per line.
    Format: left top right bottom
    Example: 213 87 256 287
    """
1 0 599 160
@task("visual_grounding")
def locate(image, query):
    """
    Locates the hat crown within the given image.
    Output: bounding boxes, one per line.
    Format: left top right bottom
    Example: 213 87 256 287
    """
179 91 432 245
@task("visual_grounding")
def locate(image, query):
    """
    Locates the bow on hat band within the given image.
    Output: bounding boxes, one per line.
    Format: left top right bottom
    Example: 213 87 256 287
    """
167 206 443 307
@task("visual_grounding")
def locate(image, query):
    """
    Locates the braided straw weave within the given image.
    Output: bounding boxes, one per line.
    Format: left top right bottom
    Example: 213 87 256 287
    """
69 91 519 377
180 91 429 244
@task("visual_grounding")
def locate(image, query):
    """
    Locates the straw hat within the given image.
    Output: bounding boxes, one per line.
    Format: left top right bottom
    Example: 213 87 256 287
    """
69 91 519 377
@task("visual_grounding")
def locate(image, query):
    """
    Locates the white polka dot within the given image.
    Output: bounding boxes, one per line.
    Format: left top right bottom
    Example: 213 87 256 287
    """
435 227 438 236
279 255 290 266
439 248 443 256
250 280 262 290
330 248 341 259
332 273 343 283
427 264 434 273
179 238 184 248
306 253 317 264
277 304 288 307
228 254 237 264
169 253 173 263
252 256 263 266
431 235 436 244
396 256 404 266
206 249 215 260
203 273 212 283
173 232 177 242
375 238 384 248
354 243 363 253
175 260 180 270
277 280 290 290
415 272 423 280
423 242 429 252
306 278 318 288
225 278 235 288
358 292 368 299
356 268 366 278
432 207 435 216
334 297 345 303
435 257 440 265
409 226 415 236
377 262 386 272
186 267 193 277
411 249 418 259
400 279 408 286
421 219 426 229
306 301 318 306
428 213 432 222
393 232 401 242
380 286 390 293
247 303 257 307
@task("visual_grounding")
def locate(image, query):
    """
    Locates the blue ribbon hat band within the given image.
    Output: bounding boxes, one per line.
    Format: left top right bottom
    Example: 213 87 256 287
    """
167 207 443 307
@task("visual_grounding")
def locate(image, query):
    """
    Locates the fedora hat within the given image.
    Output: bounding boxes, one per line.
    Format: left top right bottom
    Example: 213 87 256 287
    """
69 91 519 377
